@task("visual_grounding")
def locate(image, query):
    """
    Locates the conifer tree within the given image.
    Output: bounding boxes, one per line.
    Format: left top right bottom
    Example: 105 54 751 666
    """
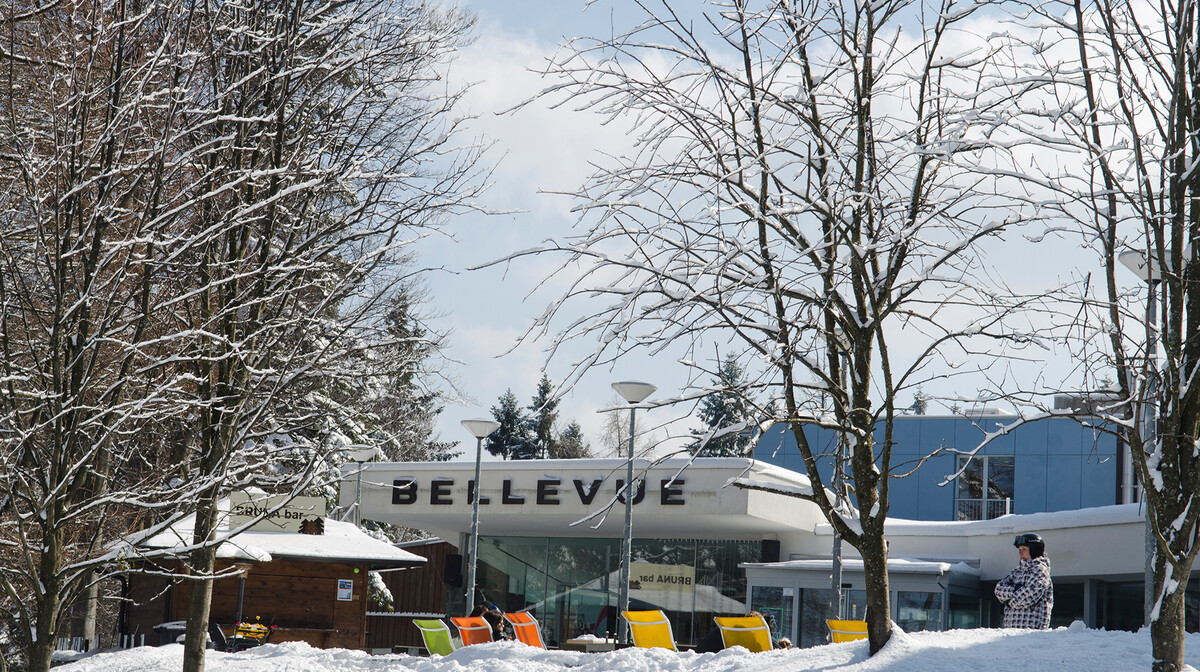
527 374 560 459
487 390 533 460
554 421 592 459
693 359 754 456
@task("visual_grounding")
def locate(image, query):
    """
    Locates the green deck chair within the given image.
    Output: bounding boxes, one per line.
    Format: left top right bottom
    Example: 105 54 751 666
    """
414 618 456 656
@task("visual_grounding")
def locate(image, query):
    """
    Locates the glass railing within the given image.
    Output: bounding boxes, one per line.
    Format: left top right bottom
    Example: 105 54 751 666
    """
954 498 1011 520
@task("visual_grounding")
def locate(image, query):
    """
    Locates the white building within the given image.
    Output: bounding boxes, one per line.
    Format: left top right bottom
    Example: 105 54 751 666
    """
342 457 1150 647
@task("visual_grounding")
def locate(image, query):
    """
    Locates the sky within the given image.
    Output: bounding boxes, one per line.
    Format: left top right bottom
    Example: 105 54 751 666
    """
412 0 1140 461
415 0 696 460
50 625 1200 672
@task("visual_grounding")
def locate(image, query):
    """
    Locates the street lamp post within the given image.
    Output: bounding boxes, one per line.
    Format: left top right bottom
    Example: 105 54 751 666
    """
344 445 376 527
233 560 254 631
1118 248 1165 625
611 380 656 645
461 418 500 616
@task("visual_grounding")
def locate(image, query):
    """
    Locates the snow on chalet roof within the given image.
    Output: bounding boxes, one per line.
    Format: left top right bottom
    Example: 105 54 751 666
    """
136 504 425 569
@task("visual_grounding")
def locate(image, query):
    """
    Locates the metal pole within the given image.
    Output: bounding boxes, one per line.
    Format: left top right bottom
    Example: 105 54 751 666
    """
467 435 484 615
1144 283 1157 625
354 462 363 527
235 575 246 626
831 350 849 620
618 405 636 645
832 444 844 620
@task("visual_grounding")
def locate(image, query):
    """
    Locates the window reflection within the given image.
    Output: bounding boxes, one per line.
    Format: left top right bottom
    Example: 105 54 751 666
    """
477 536 758 646
896 591 943 632
955 455 1015 520
798 588 832 648
750 586 793 644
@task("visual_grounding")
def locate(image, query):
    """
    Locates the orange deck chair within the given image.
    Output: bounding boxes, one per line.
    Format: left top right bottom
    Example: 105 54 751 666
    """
450 616 494 646
503 611 546 648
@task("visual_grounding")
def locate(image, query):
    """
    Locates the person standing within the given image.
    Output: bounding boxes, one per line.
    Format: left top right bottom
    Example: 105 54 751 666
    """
995 533 1054 629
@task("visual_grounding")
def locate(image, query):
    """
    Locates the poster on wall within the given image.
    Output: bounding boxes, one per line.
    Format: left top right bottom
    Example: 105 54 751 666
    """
337 579 353 601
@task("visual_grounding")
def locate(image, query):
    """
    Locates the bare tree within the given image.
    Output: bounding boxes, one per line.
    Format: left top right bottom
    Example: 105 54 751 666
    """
599 394 656 459
1004 0 1200 667
505 0 1028 653
154 1 481 669
0 0 482 669
0 0 202 667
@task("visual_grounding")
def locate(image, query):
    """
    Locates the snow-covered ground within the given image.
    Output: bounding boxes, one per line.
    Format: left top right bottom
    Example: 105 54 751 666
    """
51 623 1200 672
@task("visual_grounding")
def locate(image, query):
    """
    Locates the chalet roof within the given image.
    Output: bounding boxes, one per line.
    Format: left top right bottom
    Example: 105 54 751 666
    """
134 505 426 570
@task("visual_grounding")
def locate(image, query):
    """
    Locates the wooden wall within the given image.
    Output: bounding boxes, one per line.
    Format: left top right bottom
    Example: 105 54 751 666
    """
127 558 370 650
365 540 455 650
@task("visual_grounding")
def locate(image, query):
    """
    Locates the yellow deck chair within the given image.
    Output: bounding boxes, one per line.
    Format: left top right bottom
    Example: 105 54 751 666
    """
450 616 494 646
827 619 869 643
503 611 546 648
713 615 772 652
622 610 677 651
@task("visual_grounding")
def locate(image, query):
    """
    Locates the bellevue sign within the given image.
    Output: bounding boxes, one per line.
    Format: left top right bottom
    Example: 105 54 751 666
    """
390 475 686 508
341 458 818 540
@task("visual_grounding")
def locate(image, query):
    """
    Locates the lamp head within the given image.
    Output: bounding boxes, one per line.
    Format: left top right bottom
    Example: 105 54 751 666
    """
611 381 657 404
343 445 377 462
461 418 501 439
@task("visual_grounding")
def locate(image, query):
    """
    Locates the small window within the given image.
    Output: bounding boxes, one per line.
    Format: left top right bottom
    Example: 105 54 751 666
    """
955 455 1014 520
896 591 943 632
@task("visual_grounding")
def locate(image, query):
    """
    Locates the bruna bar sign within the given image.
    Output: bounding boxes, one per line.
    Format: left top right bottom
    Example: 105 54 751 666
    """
390 475 686 507
629 562 695 591
230 491 327 533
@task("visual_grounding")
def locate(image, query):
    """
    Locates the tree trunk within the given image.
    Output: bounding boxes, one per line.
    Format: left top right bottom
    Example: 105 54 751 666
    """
1149 542 1197 672
859 527 892 655
29 525 62 672
70 579 99 650
1151 578 1187 672
182 499 219 672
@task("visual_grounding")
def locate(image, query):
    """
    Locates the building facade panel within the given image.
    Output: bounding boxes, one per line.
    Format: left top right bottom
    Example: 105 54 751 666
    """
753 415 1121 521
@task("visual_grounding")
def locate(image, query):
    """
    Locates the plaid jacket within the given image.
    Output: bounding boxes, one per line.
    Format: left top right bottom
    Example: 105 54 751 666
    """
995 555 1054 629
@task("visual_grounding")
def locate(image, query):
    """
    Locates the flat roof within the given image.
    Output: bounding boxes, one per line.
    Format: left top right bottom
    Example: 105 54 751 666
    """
344 457 828 540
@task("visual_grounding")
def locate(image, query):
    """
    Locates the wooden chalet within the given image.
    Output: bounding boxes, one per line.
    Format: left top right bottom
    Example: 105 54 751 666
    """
122 495 425 650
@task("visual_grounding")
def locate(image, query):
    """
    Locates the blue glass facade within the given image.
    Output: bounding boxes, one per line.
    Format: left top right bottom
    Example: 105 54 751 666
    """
752 415 1122 521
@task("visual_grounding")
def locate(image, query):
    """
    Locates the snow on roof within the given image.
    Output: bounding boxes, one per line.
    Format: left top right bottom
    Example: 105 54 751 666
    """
742 556 975 576
135 503 426 568
872 502 1145 538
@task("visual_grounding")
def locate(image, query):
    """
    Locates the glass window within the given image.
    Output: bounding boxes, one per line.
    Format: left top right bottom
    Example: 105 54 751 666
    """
1050 583 1084 629
948 592 980 629
632 539 699 643
844 589 869 621
956 455 1014 520
480 536 757 646
544 537 621 643
798 588 833 648
896 591 943 632
477 537 550 614
750 586 793 643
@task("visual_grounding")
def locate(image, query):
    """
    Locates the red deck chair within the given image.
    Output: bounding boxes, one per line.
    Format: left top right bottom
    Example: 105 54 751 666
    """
502 611 546 648
449 616 494 646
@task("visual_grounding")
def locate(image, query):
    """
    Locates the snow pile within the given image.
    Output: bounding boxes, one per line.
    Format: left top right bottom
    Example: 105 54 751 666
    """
52 625 1200 672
